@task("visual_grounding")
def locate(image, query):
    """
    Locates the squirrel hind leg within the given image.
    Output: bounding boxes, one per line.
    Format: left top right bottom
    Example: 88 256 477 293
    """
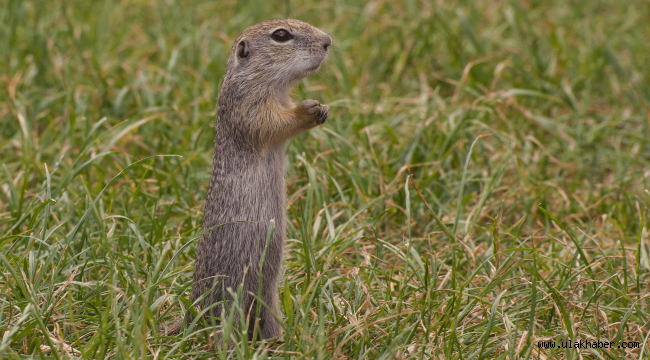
259 305 284 340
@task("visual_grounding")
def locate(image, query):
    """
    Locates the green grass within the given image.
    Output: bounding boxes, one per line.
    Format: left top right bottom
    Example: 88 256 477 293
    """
1 0 650 358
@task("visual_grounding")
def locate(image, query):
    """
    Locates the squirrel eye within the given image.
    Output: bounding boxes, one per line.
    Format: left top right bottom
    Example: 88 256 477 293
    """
271 29 293 42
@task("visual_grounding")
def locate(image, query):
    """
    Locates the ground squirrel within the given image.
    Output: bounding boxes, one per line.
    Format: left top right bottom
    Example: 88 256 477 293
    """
161 19 331 339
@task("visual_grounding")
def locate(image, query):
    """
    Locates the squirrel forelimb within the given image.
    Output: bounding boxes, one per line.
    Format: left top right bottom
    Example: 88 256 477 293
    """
261 99 329 145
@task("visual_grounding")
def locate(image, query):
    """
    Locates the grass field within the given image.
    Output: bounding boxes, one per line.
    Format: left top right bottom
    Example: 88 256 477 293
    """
1 0 650 358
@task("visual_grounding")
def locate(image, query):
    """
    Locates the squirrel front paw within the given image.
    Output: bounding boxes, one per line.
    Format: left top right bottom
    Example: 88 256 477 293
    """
296 99 329 127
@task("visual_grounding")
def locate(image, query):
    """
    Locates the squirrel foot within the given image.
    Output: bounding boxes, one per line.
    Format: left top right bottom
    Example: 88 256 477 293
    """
296 99 329 127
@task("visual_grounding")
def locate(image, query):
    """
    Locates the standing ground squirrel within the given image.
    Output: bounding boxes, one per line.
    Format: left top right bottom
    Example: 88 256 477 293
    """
161 19 331 339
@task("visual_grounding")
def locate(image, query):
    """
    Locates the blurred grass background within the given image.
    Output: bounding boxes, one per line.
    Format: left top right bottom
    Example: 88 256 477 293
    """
1 0 649 358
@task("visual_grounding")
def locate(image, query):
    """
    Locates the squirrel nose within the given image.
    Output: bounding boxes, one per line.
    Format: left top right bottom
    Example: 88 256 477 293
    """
323 36 332 50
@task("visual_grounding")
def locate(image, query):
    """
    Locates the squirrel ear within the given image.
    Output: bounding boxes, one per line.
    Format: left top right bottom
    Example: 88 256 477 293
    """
237 40 249 59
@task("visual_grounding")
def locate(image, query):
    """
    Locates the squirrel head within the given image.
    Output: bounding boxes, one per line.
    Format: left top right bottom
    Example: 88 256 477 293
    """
224 19 332 95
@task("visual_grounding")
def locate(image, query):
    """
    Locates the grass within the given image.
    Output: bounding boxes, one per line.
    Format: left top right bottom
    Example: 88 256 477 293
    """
1 0 649 358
